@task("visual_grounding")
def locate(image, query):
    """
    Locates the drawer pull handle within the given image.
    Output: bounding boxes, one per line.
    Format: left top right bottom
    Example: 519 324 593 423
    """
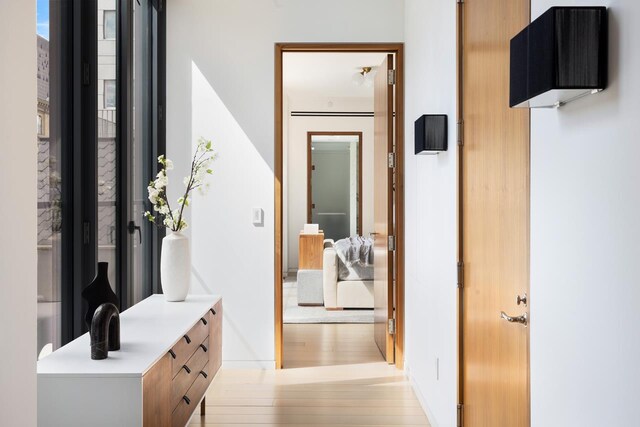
183 334 191 344
168 349 176 359
182 365 191 374
210 308 216 315
200 317 208 325
199 343 208 352
199 370 208 379
182 396 191 405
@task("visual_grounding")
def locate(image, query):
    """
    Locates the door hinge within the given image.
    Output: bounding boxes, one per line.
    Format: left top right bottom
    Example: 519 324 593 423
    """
388 318 396 335
388 69 397 85
82 62 90 86
457 261 464 289
388 152 396 169
457 0 464 4
83 221 90 244
457 120 464 146
388 235 396 251
457 404 464 427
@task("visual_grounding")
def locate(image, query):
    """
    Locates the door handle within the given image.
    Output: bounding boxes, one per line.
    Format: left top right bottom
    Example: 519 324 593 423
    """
128 220 142 244
500 311 528 327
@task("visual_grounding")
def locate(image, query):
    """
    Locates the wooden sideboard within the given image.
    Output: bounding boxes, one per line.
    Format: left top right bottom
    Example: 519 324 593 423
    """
38 295 222 427
299 231 325 269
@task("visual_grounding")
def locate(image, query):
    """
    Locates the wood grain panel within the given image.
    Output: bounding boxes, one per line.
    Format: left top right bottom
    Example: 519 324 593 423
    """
173 362 211 427
373 54 394 363
171 316 210 378
298 232 325 270
171 336 210 410
460 1 530 426
143 352 172 427
209 300 223 377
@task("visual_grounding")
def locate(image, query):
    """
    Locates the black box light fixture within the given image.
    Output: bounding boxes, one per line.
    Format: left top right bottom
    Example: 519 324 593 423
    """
510 6 608 108
415 114 447 155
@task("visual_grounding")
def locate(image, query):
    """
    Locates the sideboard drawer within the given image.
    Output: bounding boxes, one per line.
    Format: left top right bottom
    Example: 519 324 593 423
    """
170 335 210 410
170 313 210 378
172 362 213 427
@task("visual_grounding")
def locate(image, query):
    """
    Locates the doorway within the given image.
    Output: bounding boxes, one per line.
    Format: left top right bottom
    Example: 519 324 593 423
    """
274 43 405 370
457 1 531 426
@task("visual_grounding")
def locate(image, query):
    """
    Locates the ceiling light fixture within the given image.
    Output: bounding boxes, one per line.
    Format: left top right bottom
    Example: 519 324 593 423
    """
352 66 375 87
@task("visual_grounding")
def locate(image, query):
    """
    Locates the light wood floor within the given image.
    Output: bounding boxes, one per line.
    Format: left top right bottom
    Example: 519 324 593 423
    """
190 323 430 426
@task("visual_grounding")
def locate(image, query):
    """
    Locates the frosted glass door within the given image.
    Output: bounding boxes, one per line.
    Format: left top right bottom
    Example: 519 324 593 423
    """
311 147 350 241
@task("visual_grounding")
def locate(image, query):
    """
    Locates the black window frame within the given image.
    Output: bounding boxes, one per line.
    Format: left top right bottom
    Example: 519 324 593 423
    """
55 0 166 342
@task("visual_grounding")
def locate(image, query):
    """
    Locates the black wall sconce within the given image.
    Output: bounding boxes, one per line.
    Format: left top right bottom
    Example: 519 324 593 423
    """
415 114 447 155
510 6 608 108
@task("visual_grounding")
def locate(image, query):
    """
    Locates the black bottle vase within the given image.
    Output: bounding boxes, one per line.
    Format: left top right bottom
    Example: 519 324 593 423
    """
82 262 120 330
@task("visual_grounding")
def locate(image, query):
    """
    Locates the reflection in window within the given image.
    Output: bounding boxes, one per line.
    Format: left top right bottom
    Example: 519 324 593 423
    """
98 1 118 290
37 2 62 358
103 10 116 40
104 80 116 109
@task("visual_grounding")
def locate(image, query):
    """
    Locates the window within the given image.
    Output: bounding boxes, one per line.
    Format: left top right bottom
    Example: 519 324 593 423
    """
36 0 68 358
104 79 116 109
103 10 116 40
34 0 165 348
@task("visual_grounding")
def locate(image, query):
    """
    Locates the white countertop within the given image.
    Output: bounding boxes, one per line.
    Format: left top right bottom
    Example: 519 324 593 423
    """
37 294 221 377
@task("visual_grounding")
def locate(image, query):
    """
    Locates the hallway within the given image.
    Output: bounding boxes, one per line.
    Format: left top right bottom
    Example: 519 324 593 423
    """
191 324 429 426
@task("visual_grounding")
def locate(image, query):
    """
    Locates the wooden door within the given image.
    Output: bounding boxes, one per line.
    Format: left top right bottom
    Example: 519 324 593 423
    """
461 1 530 426
373 54 394 363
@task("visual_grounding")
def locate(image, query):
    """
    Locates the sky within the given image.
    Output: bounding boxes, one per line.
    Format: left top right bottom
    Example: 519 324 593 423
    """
37 0 49 39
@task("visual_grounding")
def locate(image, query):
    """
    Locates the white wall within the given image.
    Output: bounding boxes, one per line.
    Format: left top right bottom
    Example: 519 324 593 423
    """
0 1 37 425
284 96 375 271
167 0 404 367
530 1 640 426
403 1 458 427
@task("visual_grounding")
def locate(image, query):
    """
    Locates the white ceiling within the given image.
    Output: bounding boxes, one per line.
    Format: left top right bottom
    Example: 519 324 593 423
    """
283 52 387 99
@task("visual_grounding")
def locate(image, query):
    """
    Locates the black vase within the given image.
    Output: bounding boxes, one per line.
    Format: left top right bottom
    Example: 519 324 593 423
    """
82 262 120 330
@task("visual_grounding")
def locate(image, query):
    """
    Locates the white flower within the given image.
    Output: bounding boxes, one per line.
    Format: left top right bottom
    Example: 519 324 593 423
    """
154 174 168 189
163 216 174 229
144 138 215 231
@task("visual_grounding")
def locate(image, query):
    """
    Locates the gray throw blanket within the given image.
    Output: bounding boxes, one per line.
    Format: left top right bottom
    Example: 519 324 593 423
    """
334 236 374 267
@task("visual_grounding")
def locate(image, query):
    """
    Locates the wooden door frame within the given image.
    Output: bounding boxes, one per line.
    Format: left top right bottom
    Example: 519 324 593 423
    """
456 0 465 411
275 43 405 369
306 131 363 237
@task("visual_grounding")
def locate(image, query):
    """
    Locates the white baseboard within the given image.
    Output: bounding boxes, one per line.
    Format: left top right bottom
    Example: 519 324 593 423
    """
405 364 439 427
221 360 276 370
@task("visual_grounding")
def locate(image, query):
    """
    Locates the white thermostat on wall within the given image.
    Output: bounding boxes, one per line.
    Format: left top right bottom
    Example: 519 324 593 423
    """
252 207 264 226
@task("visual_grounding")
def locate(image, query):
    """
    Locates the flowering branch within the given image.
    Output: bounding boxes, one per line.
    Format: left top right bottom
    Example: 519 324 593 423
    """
144 137 216 232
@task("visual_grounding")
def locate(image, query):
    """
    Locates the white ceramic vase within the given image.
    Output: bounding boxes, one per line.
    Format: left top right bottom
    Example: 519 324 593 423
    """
160 231 191 302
